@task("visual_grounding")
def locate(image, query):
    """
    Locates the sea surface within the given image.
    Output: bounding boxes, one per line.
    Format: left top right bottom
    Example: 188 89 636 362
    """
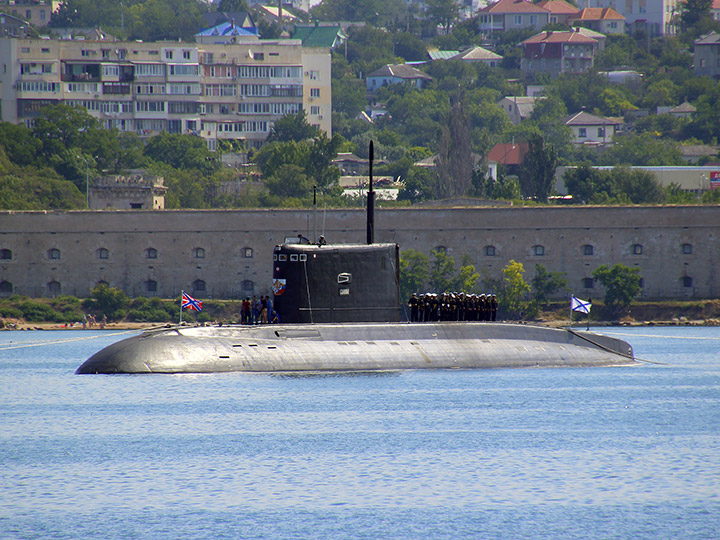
0 326 719 540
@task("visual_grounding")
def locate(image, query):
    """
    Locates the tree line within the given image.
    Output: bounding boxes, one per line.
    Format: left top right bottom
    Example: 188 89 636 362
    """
399 249 642 321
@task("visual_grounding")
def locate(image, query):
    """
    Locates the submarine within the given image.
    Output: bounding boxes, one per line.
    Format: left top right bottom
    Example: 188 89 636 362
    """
76 143 635 375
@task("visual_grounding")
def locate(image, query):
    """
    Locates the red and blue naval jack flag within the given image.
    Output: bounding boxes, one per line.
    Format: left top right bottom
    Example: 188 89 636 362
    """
182 291 202 312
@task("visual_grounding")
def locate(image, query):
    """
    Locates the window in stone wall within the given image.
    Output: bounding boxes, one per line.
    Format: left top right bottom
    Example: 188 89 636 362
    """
96 280 109 287
243 247 253 258
146 247 158 259
192 279 206 292
435 245 447 254
47 281 61 296
632 244 643 255
97 248 109 259
0 280 12 294
483 245 496 256
531 245 545 256
682 276 693 288
146 279 157 292
0 249 11 260
242 279 254 292
682 243 693 255
582 244 594 256
582 277 594 289
48 248 61 260
194 247 205 259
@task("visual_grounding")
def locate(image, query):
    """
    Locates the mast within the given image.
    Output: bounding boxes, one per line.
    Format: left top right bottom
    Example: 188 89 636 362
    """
366 140 375 244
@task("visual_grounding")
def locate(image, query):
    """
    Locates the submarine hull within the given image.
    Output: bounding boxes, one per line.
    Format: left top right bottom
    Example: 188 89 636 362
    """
76 322 635 374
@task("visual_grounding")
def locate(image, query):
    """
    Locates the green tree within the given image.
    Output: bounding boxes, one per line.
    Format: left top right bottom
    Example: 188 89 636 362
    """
426 0 460 35
218 0 248 10
264 164 314 200
681 0 713 30
398 166 438 203
144 132 220 176
435 93 473 198
531 264 568 306
429 249 457 292
399 248 430 300
90 283 130 321
499 260 531 320
592 264 642 318
600 133 684 166
518 134 557 202
267 110 321 143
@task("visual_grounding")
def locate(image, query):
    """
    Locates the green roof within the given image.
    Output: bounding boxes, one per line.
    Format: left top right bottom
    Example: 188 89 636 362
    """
291 25 344 48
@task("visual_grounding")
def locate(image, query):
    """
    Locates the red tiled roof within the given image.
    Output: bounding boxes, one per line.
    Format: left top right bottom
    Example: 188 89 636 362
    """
574 7 625 20
479 0 550 14
523 30 598 44
488 143 529 165
536 0 580 15
712 0 720 9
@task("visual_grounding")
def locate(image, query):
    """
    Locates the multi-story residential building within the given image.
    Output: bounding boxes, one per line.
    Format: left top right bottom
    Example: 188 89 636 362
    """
570 7 626 34
366 64 432 92
521 30 600 76
576 0 679 36
537 0 581 24
564 111 623 146
478 0 551 35
0 37 331 150
0 0 58 27
694 32 720 80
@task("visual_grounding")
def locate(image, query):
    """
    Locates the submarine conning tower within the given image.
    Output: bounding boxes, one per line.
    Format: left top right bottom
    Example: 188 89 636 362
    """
272 242 403 324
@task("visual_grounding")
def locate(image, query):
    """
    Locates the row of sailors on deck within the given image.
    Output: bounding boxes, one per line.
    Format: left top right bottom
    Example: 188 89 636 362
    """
408 292 498 322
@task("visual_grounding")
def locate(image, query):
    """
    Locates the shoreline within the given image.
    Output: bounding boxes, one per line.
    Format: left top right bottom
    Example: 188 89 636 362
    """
2 318 718 331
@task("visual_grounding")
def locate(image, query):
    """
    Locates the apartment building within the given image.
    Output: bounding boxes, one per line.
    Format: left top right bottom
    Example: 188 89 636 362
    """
521 30 600 76
576 0 678 36
0 0 58 27
0 36 331 150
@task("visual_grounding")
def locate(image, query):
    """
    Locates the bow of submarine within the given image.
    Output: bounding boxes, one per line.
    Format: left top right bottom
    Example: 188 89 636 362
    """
76 333 154 374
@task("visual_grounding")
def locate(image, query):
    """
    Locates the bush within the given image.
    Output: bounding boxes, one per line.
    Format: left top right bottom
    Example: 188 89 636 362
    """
19 301 63 322
0 306 23 319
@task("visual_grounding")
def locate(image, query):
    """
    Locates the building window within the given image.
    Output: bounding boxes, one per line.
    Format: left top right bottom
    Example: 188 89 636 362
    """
639 278 644 289
146 280 157 292
483 245 496 256
242 279 254 292
583 277 594 289
47 281 61 296
598 127 605 138
243 247 253 258
194 247 205 259
682 276 693 288
146 248 157 259
192 279 206 292
682 243 693 254
0 248 11 260
434 245 447 254
48 248 61 260
310 88 320 97
582 244 594 256
531 245 545 256
633 244 643 255
513 15 522 25
0 280 12 294
97 248 109 259
578 127 587 138
95 280 109 288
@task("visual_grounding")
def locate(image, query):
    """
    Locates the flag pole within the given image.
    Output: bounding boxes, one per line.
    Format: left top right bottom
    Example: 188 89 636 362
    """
179 290 183 325
569 294 573 328
586 297 590 331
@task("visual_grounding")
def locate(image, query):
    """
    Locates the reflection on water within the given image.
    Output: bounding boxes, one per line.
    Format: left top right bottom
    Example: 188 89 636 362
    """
0 327 719 539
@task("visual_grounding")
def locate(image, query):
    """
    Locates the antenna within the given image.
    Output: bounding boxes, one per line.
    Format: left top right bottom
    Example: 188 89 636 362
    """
366 140 375 244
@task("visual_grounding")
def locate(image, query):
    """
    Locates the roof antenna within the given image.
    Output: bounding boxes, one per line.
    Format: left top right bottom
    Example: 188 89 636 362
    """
366 140 375 244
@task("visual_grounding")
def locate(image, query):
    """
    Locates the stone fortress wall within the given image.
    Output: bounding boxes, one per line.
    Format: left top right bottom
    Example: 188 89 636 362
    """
0 205 717 300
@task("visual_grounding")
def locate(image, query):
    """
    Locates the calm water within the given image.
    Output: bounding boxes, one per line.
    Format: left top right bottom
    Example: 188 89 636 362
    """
1 326 719 540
